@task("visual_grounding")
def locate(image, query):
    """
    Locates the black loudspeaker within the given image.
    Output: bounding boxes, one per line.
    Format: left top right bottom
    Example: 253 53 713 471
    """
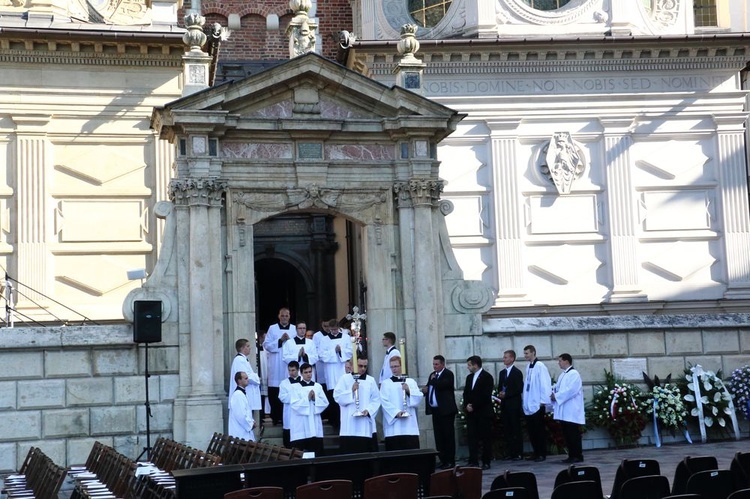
133 300 162 343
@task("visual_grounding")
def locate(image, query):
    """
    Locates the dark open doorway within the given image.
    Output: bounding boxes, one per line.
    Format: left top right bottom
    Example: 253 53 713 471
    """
254 258 309 332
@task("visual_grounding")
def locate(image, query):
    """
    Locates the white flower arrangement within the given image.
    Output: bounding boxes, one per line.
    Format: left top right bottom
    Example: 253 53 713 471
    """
647 383 688 431
683 368 733 428
728 365 750 421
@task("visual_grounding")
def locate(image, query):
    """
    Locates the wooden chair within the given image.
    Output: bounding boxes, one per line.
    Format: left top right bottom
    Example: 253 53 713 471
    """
611 459 661 499
672 456 719 495
482 488 529 499
363 472 419 499
223 487 284 499
619 475 671 499
686 469 736 499
455 466 483 499
296 479 353 499
550 480 601 499
429 468 457 497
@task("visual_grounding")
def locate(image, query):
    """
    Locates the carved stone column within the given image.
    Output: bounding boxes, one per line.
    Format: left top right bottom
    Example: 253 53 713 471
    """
602 118 646 302
11 115 51 310
169 178 226 448
488 120 528 303
394 183 416 360
716 115 750 298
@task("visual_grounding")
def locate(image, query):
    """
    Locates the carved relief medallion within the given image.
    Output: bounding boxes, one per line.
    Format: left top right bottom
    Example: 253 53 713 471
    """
539 131 585 195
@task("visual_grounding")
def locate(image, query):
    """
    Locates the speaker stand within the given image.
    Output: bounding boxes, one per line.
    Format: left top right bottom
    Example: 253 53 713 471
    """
136 342 153 462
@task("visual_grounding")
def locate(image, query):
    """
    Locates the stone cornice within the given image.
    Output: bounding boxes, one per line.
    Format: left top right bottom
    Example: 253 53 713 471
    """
0 48 182 66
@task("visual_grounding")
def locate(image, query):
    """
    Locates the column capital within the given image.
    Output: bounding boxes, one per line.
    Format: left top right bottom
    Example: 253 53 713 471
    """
599 117 636 134
169 178 226 207
393 179 444 208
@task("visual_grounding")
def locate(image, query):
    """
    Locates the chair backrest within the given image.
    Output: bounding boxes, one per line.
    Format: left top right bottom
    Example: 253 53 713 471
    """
363 472 419 499
223 486 285 499
430 468 458 497
611 459 661 499
662 495 703 499
619 475 671 499
550 480 601 499
455 466 484 499
296 479 353 499
673 456 719 495
554 465 602 497
728 489 750 499
732 453 750 490
498 470 539 499
482 487 530 499
686 469 736 499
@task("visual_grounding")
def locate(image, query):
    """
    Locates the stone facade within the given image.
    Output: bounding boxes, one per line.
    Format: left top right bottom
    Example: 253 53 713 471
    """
0 326 177 469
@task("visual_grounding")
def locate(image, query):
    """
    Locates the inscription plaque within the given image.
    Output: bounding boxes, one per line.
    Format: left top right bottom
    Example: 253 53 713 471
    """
298 142 322 159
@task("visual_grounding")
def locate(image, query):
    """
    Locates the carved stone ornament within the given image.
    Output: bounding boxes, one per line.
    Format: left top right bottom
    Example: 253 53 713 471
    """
183 13 208 53
169 178 226 206
67 0 151 25
233 186 388 213
287 0 317 58
394 179 444 207
496 0 597 25
540 132 585 195
451 280 494 314
397 24 421 62
644 0 681 29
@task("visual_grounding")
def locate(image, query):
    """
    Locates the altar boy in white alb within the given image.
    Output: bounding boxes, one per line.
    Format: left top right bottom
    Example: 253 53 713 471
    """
334 357 380 453
379 356 423 450
290 363 329 455
229 371 256 441
282 322 318 372
229 339 262 418
319 319 352 428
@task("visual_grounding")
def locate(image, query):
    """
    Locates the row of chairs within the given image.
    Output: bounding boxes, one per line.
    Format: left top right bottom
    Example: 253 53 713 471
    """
69 442 137 499
151 437 222 473
1 447 67 499
206 432 303 465
223 473 423 499
483 452 750 499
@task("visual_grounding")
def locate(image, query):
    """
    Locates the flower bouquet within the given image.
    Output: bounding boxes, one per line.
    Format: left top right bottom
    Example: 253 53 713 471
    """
588 370 649 447
642 372 690 447
680 364 740 442
727 364 750 421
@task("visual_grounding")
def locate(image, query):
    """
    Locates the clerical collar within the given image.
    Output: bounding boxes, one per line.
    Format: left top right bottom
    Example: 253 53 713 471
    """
289 376 300 384
328 332 342 339
294 336 306 344
390 375 406 382
278 323 290 330
386 346 396 354
356 373 367 380
300 380 314 387
234 386 246 394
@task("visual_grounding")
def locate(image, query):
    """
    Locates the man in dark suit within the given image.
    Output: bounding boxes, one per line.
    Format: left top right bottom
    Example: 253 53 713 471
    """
497 349 524 460
462 355 494 470
422 355 458 469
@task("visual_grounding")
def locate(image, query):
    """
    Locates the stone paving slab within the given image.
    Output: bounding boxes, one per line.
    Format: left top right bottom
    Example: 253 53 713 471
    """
476 438 749 498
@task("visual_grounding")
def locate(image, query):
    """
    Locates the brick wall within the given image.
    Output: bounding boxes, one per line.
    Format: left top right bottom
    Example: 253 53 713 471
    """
181 0 352 61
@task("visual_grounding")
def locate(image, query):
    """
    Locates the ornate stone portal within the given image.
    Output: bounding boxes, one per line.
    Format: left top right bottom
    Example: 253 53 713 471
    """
125 53 493 448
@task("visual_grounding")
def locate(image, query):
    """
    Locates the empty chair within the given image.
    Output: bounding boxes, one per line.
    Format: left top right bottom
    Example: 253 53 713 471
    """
550 480 601 499
732 452 750 490
364 472 419 499
224 487 284 499
686 469 736 499
619 475 671 499
482 488 529 499
296 480 352 499
672 456 719 495
611 459 661 499
729 489 750 499
489 470 539 499
553 465 603 498
429 468 457 498
455 466 483 499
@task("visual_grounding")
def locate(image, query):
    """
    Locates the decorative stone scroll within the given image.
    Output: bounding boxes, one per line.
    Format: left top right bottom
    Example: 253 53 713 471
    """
539 131 585 195
169 178 226 206
645 0 681 29
451 280 494 314
232 185 388 213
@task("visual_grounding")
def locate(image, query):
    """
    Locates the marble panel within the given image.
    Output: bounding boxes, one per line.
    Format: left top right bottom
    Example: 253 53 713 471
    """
221 142 293 159
325 144 395 161
247 100 292 119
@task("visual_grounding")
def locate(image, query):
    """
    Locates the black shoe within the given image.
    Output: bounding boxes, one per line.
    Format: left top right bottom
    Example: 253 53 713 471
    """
534 456 546 462
482 463 491 470
440 463 455 470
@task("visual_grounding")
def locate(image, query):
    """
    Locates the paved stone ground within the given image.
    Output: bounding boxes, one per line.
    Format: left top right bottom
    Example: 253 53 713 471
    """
476 438 749 498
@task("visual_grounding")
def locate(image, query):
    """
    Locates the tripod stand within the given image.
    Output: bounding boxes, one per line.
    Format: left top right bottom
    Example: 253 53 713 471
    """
136 342 153 462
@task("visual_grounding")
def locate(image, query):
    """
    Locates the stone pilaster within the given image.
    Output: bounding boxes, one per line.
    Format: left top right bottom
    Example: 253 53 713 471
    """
716 115 750 298
169 178 226 449
394 183 416 366
11 115 51 308
488 120 528 303
602 118 646 302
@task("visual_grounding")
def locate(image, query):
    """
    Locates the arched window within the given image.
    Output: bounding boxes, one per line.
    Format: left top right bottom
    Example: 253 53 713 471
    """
521 0 571 10
408 0 452 28
693 0 717 27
